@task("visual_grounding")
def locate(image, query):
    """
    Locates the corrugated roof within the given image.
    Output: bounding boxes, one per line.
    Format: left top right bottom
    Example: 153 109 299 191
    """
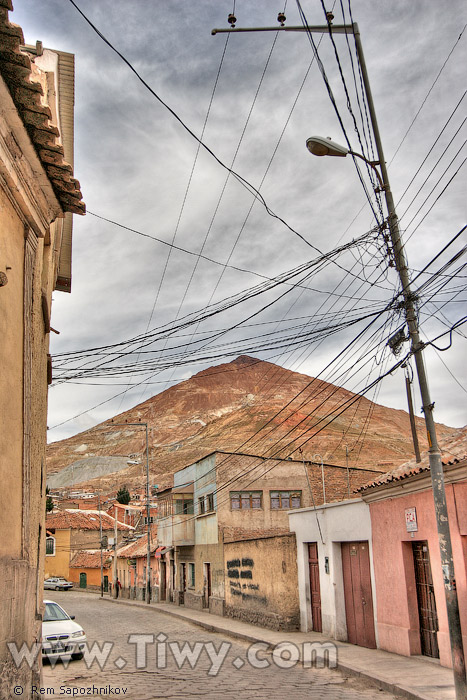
0 0 85 215
46 509 134 531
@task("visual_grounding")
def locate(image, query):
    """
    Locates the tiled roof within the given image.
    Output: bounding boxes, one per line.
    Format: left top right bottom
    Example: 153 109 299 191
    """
0 0 85 215
70 550 112 569
357 456 467 493
116 533 158 559
358 426 467 493
46 509 134 531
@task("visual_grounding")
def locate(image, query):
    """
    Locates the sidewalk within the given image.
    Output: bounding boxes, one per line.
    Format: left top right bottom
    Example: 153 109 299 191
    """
86 591 455 700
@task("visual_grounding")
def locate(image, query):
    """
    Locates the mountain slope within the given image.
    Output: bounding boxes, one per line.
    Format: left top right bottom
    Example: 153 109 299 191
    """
46 355 459 491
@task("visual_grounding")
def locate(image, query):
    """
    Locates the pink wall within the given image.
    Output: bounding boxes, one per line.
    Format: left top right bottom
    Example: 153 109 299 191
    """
370 482 467 668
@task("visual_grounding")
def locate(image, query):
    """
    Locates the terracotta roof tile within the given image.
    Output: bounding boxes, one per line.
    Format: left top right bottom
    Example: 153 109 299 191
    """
46 509 134 531
70 550 112 569
0 5 85 215
116 533 158 559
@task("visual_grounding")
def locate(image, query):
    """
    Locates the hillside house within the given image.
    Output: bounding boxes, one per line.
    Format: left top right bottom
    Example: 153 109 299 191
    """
0 3 84 695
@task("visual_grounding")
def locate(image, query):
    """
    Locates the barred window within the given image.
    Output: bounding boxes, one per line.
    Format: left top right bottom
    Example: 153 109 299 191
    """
189 563 195 588
45 536 55 555
230 491 262 510
270 491 302 510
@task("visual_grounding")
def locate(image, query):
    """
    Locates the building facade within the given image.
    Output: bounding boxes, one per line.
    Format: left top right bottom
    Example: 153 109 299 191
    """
360 457 467 667
0 3 84 695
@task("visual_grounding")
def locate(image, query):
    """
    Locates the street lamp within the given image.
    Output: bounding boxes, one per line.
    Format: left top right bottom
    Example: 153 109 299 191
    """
213 16 466 697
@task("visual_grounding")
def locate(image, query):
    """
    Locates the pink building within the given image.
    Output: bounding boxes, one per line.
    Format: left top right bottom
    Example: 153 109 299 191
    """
360 457 467 667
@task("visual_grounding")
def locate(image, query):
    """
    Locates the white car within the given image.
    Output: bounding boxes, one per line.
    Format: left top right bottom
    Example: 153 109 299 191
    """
42 600 86 660
44 577 73 590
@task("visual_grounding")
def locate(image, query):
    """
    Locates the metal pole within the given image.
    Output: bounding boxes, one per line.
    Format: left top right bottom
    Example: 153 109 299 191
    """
113 510 117 598
98 493 103 598
145 423 151 605
353 23 466 696
404 366 421 463
313 454 326 504
212 18 466 696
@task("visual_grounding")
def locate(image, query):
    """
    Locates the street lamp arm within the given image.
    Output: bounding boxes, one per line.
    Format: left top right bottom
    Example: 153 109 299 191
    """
348 151 385 190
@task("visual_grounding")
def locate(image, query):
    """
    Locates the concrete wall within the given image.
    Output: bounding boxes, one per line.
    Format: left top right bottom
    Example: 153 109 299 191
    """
288 499 376 641
368 481 467 668
224 534 299 631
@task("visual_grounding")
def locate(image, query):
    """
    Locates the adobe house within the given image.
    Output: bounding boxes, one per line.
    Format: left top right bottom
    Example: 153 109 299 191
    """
116 533 161 600
45 509 133 580
0 3 84 695
359 456 467 667
289 498 377 646
69 550 112 591
156 450 379 629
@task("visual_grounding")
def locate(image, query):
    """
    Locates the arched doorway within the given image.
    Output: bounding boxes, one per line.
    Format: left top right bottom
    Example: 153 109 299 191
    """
79 572 87 588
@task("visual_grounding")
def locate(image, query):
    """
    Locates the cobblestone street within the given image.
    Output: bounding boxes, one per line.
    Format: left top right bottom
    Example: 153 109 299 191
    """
35 592 399 699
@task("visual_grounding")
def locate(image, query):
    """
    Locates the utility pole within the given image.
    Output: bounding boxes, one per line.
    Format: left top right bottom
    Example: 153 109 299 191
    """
112 508 118 598
98 492 104 598
108 420 152 604
145 422 151 605
213 16 466 698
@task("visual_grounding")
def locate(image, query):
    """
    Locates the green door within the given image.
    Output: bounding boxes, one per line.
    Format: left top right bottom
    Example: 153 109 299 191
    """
79 572 87 588
103 575 109 592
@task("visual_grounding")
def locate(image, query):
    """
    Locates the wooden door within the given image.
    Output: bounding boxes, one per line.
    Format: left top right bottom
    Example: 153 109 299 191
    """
342 541 376 648
180 563 186 605
308 543 322 632
160 561 167 601
412 541 439 658
204 563 211 608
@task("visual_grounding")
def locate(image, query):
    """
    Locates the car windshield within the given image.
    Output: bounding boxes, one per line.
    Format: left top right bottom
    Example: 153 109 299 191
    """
43 602 70 622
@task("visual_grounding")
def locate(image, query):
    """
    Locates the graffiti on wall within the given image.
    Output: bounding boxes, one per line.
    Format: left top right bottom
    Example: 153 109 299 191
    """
226 557 267 605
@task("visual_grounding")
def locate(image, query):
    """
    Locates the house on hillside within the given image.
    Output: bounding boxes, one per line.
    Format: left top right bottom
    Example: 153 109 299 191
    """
0 4 85 694
359 456 467 668
156 450 380 630
45 509 133 583
107 501 144 528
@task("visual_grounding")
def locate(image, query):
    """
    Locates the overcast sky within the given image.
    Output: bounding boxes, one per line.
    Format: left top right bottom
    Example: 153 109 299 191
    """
12 0 466 442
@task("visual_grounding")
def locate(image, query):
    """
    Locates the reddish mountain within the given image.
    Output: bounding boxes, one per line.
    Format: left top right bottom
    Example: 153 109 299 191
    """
46 355 459 492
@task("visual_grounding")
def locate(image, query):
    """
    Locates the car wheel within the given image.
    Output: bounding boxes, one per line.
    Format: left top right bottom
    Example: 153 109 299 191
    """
71 652 83 660
55 586 60 590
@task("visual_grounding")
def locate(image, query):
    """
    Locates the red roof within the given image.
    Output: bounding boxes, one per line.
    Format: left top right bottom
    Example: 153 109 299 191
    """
358 456 467 493
46 509 133 531
116 533 158 559
70 550 112 569
0 2 85 215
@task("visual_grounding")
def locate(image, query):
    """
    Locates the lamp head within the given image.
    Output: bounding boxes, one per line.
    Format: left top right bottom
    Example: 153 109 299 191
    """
306 136 349 157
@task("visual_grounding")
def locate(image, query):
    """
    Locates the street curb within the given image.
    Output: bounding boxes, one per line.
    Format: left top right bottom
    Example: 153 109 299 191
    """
88 593 434 699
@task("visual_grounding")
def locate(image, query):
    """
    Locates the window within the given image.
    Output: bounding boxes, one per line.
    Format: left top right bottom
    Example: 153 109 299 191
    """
270 491 301 510
230 491 262 510
198 496 205 515
189 563 195 588
174 496 194 515
206 493 214 512
45 536 55 555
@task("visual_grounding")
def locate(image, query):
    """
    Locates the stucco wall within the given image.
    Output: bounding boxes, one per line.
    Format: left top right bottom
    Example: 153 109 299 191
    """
369 482 467 668
224 534 299 630
44 529 71 578
289 499 376 639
